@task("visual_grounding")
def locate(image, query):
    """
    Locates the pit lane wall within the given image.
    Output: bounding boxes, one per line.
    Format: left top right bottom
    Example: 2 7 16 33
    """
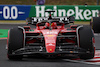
0 5 100 21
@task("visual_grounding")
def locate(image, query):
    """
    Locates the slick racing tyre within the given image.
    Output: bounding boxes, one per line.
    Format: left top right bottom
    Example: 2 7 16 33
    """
7 27 24 60
92 17 100 33
78 26 95 59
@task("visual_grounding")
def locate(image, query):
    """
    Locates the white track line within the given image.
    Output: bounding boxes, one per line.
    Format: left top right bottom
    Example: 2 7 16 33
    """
88 58 100 61
63 59 100 65
63 50 100 65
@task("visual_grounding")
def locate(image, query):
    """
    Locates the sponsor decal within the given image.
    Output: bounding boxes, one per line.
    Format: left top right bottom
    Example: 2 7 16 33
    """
46 40 55 43
35 6 99 20
44 31 58 34
0 5 30 20
0 5 99 21
47 43 55 46
0 6 25 19
47 35 54 37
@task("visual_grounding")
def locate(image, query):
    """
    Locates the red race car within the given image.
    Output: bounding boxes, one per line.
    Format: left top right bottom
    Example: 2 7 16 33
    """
7 11 95 60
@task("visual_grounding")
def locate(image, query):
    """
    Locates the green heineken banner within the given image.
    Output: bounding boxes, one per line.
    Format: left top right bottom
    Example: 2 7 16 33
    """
0 5 99 21
29 5 99 21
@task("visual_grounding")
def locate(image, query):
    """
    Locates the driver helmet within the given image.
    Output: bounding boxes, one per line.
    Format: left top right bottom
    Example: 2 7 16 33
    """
51 22 57 29
45 22 50 27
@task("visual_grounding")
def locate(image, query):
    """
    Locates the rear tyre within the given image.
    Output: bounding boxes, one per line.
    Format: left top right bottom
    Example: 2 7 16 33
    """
79 26 95 59
7 27 23 60
92 17 100 33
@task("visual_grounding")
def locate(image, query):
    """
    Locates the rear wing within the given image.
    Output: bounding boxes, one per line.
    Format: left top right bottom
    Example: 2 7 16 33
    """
26 16 75 25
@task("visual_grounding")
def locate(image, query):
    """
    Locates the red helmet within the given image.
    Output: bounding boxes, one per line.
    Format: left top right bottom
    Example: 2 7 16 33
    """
51 22 57 29
45 22 50 27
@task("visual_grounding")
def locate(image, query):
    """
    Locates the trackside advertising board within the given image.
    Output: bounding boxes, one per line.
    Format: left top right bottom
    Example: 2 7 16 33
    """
0 5 31 20
0 5 100 21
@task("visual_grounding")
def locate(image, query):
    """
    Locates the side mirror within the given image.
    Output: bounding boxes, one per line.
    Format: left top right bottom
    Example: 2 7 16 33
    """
68 16 75 23
26 17 37 25
26 17 32 24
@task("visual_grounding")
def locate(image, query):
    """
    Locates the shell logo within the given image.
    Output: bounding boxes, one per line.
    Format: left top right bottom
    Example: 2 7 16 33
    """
47 35 54 37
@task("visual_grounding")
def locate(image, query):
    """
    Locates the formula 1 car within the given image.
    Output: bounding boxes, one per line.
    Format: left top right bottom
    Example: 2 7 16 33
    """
7 11 95 60
90 17 100 33
90 11 100 33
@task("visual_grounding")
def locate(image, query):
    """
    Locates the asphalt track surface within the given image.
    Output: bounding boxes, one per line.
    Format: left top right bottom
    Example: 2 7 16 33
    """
0 24 100 67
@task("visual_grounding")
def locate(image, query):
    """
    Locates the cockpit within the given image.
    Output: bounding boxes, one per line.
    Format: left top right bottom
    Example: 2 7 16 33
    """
36 20 64 30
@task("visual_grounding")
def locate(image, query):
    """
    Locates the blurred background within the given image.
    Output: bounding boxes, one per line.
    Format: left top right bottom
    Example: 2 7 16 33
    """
0 0 99 5
0 0 100 23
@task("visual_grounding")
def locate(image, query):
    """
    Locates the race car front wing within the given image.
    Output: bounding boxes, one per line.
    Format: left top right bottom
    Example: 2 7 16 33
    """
10 45 91 56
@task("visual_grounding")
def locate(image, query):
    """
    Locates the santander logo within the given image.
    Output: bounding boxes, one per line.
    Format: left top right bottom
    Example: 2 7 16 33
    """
47 43 55 46
46 31 58 34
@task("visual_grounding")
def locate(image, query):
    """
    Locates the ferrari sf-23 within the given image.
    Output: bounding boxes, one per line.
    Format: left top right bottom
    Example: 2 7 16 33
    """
7 11 95 60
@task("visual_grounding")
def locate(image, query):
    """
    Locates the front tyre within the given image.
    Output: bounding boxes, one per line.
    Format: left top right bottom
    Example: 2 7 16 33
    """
78 26 95 59
7 27 24 60
92 17 100 33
